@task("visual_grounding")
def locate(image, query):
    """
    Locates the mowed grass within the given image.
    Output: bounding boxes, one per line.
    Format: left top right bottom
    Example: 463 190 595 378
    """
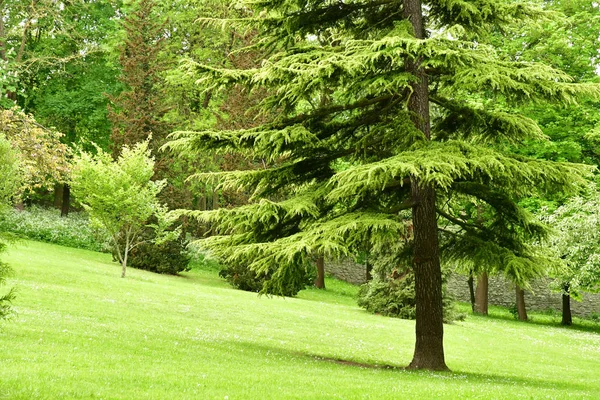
1 241 599 399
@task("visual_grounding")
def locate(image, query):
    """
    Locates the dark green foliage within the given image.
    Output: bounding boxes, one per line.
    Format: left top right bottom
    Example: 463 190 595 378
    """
358 274 416 320
127 235 191 275
358 269 464 323
219 261 314 296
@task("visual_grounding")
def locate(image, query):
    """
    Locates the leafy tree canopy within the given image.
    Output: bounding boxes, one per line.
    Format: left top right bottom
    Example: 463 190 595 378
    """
167 0 599 370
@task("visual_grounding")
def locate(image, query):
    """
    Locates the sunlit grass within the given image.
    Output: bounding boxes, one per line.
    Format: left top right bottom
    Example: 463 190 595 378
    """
1 241 598 399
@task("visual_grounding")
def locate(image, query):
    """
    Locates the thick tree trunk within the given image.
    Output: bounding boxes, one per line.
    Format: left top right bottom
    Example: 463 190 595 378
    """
403 0 447 371
314 257 325 289
61 184 70 217
474 272 489 315
515 285 528 321
561 283 572 326
467 269 476 313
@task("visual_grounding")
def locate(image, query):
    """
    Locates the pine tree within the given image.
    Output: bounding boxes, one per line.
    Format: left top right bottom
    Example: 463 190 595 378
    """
168 0 599 370
108 0 167 158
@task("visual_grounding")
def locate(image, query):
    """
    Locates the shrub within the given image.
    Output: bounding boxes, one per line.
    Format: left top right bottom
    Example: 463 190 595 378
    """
0 260 15 321
219 262 314 296
0 206 109 251
358 269 465 323
123 226 191 275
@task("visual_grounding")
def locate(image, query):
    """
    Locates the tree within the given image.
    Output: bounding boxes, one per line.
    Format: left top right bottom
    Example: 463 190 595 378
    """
0 108 70 198
70 141 169 278
168 0 598 370
0 131 21 321
540 188 600 325
108 0 168 157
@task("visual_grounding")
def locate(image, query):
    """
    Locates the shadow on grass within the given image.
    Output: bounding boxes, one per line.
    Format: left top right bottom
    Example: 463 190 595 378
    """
217 339 591 393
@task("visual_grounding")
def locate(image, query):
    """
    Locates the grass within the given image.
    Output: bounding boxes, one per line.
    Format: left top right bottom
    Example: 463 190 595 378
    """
0 240 599 399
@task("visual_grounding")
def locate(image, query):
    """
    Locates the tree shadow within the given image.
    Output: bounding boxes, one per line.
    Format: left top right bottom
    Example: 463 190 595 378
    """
217 339 592 393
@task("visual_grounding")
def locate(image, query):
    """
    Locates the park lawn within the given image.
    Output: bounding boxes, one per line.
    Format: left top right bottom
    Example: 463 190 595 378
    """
0 241 599 399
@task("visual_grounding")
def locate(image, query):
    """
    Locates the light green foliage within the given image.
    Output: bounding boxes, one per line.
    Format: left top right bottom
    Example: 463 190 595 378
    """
167 0 598 298
0 206 109 252
540 186 600 298
0 132 20 321
70 141 168 277
1 241 600 398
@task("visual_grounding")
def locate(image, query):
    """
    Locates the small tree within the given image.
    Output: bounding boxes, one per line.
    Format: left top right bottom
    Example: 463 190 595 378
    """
540 188 600 325
71 141 168 278
0 132 21 320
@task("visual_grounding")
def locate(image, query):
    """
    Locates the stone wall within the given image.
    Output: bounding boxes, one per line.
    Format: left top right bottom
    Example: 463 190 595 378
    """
446 274 600 317
325 258 367 285
326 258 600 317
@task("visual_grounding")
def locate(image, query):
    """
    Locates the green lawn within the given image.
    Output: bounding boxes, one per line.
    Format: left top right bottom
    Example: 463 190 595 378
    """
1 241 599 399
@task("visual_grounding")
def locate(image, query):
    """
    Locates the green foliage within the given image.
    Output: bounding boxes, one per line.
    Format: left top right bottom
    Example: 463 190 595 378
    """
0 132 21 321
0 259 16 321
127 229 191 275
218 260 313 296
168 0 598 303
70 141 170 277
0 206 109 252
539 185 600 297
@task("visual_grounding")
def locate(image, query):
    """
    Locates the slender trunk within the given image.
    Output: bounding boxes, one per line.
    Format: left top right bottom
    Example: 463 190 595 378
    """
53 183 63 209
314 257 325 289
212 188 219 210
366 258 373 282
404 0 447 372
60 184 70 217
467 269 476 313
0 0 6 61
561 283 572 326
121 239 129 278
474 272 489 315
515 285 528 321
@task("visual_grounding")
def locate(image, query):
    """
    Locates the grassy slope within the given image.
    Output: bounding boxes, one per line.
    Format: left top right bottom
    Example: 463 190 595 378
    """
0 241 598 399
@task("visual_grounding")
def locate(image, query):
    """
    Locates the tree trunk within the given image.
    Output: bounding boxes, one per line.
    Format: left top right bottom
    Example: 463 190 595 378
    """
561 283 572 326
314 257 325 289
121 248 128 278
366 259 373 282
474 272 489 315
61 184 70 217
515 285 528 321
53 183 63 209
467 269 476 313
0 0 6 61
403 0 447 371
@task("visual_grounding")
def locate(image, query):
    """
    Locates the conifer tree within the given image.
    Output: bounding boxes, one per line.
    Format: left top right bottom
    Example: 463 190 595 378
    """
168 0 599 370
108 0 167 158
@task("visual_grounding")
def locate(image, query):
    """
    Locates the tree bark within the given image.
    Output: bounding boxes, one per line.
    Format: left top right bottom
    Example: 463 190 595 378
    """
0 0 6 61
314 257 325 289
515 285 528 321
467 269 476 313
61 184 70 217
474 272 489 315
561 283 572 326
404 0 447 371
366 258 373 282
53 183 63 209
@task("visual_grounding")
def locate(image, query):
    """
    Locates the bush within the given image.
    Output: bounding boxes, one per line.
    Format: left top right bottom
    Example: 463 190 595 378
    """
219 262 314 296
124 227 191 275
0 206 108 251
0 260 15 321
358 269 465 323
